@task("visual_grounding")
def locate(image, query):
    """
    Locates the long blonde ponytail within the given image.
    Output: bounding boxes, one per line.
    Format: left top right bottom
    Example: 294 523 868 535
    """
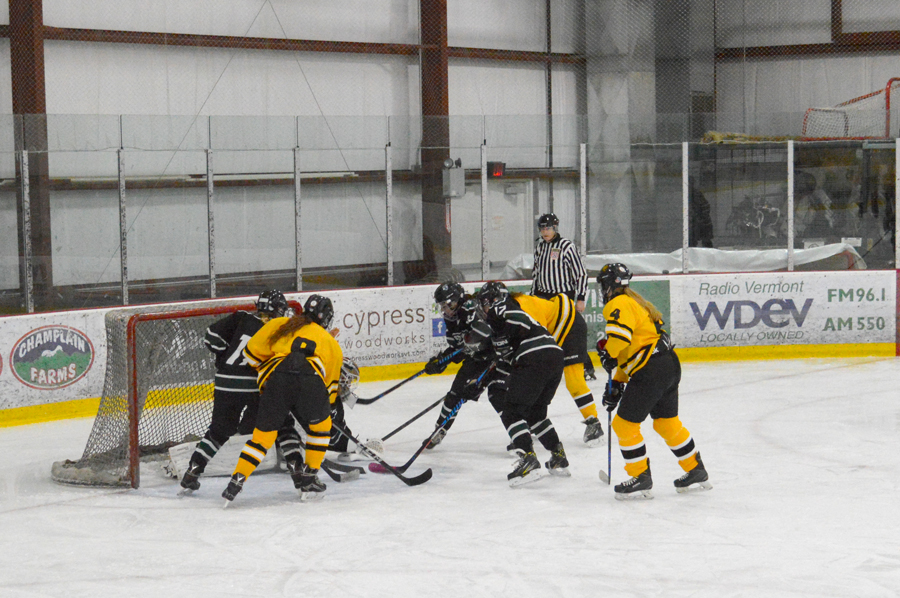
624 288 663 323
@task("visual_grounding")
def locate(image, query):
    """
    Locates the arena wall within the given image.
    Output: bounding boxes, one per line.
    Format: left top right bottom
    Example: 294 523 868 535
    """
0 270 896 427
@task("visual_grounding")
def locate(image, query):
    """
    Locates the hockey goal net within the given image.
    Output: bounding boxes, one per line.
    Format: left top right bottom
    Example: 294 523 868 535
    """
802 78 900 140
51 299 296 489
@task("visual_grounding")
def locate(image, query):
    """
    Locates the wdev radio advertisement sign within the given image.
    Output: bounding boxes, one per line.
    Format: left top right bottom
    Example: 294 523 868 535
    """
670 271 896 348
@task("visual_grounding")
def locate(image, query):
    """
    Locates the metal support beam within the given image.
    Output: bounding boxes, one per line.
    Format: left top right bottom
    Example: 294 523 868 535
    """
386 143 394 286
18 150 33 313
118 148 128 305
787 141 795 272
206 148 216 298
294 146 303 291
579 143 587 257
895 139 899 270
481 143 489 280
682 141 689 273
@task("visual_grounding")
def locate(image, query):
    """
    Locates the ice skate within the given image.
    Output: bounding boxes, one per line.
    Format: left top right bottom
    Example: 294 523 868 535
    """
545 443 571 477
221 473 246 506
508 451 543 488
426 427 447 449
614 461 653 500
506 442 525 457
582 416 604 447
177 461 203 497
674 453 712 493
295 464 326 501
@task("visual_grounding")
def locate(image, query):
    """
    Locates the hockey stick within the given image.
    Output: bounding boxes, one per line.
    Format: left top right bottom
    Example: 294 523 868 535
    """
380 396 445 442
320 458 365 483
355 349 461 405
369 361 494 476
605 409 612 485
320 462 358 482
598 372 613 485
331 422 432 486
370 398 465 475
322 458 365 475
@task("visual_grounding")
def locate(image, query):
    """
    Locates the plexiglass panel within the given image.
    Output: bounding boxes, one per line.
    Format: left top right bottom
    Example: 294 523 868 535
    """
48 150 122 310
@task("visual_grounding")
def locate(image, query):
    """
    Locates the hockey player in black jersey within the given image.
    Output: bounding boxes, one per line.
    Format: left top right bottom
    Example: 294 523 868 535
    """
179 290 299 494
422 282 497 448
470 281 568 487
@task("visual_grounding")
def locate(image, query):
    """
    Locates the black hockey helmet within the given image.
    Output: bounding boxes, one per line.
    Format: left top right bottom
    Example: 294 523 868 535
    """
597 263 632 302
476 281 509 315
537 213 560 229
303 294 334 329
256 289 288 318
434 281 465 313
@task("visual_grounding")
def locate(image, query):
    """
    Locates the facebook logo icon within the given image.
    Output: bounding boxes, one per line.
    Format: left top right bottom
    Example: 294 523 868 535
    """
432 318 446 337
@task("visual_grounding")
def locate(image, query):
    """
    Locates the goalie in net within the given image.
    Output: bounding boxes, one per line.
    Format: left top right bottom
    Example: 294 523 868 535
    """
177 290 304 495
51 293 308 489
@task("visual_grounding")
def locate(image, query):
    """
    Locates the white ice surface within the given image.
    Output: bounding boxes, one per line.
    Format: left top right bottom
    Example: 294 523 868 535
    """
2 357 899 598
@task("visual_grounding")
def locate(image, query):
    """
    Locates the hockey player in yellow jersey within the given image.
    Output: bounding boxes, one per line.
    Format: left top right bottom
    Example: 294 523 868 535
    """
512 292 604 445
595 263 712 500
222 294 342 505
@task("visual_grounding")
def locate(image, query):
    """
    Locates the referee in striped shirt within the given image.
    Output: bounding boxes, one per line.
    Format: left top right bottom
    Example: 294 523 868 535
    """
531 213 605 446
532 213 588 312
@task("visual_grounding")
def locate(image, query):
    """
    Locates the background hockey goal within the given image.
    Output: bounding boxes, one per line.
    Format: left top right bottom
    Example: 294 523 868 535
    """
801 78 900 140
51 299 299 489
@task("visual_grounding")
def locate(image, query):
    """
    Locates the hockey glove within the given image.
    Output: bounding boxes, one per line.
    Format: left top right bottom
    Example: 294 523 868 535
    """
424 348 456 375
484 362 511 393
459 380 482 402
602 379 625 413
597 349 617 374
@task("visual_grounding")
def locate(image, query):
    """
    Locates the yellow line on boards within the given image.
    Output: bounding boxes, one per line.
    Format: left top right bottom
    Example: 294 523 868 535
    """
1 345 893 428
675 343 895 362
0 397 101 428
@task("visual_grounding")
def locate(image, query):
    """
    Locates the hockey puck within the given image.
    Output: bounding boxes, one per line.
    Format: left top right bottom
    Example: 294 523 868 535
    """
368 462 391 474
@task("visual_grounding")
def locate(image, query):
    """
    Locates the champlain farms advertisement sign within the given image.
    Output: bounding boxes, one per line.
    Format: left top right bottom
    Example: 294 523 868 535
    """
11 325 95 389
669 271 896 347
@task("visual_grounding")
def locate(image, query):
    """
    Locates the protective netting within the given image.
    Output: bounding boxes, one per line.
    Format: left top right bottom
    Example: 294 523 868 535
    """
6 0 900 315
802 79 900 140
51 300 254 487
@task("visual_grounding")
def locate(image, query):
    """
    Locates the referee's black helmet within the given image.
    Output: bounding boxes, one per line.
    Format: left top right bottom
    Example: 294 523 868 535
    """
537 213 559 229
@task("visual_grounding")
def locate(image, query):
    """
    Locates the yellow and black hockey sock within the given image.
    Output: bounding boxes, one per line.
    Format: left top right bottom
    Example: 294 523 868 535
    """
612 415 648 478
564 364 598 420
652 416 698 472
304 416 332 470
233 429 278 479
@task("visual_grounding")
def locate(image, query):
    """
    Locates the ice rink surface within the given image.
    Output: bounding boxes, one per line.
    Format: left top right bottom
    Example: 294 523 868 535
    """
2 356 899 598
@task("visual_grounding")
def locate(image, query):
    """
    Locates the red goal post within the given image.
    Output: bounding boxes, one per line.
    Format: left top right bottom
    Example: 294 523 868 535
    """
51 298 300 489
801 78 900 141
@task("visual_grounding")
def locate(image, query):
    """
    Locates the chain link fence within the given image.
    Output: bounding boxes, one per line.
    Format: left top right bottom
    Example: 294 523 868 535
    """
2 0 899 313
